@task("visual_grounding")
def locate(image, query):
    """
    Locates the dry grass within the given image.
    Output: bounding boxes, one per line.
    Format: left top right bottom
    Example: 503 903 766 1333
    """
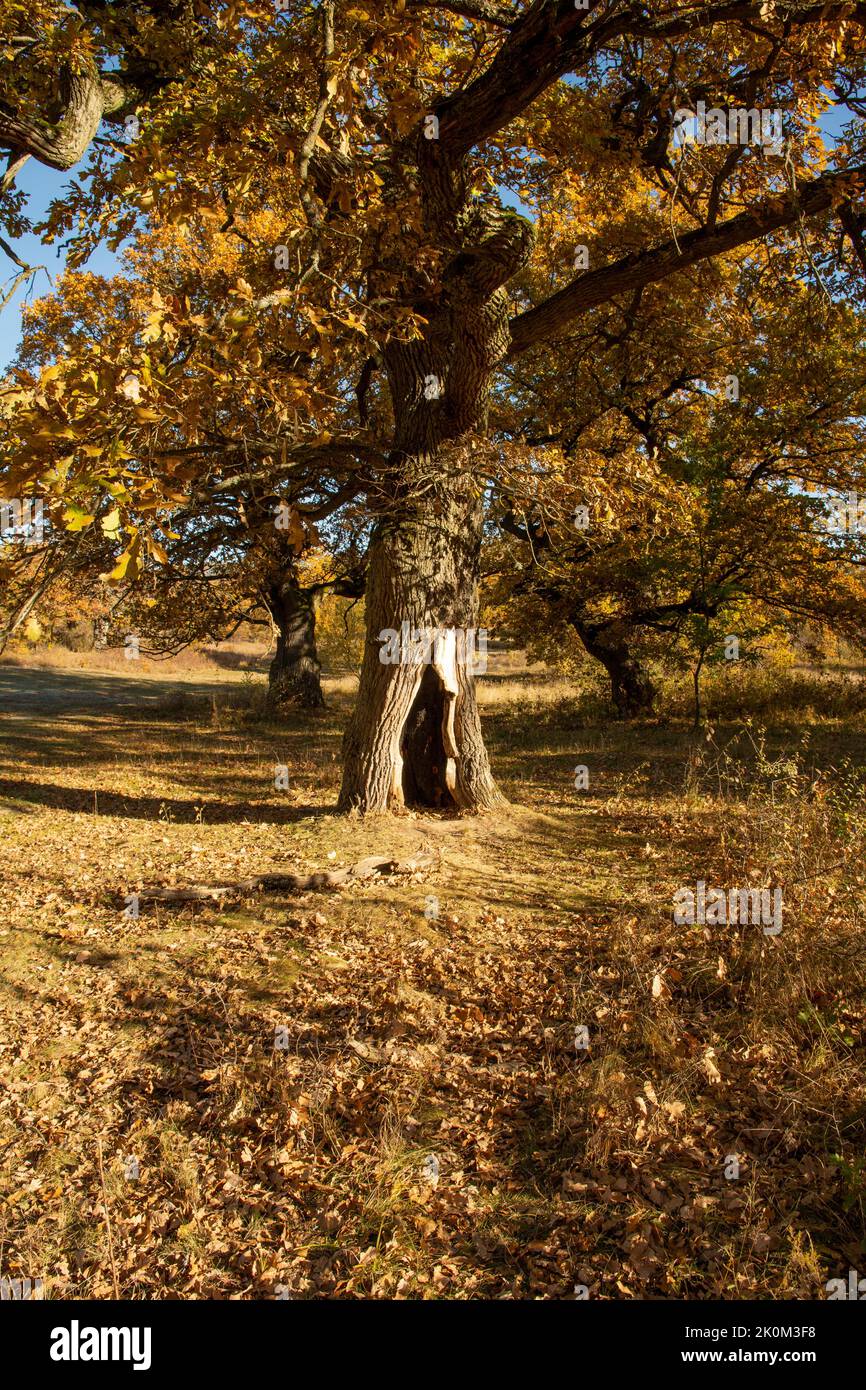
1 639 579 710
0 652 865 1299
1 638 268 680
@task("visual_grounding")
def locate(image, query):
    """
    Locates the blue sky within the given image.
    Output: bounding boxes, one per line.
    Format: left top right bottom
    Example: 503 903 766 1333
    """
0 160 121 371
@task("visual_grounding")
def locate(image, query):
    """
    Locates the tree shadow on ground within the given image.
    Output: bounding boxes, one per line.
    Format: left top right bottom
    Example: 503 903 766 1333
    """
203 648 270 674
0 776 334 822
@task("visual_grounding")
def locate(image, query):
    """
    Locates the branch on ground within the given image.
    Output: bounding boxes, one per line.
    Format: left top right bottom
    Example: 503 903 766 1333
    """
130 851 438 905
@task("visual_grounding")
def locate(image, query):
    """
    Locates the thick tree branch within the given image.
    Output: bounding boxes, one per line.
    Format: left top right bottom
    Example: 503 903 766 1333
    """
508 162 866 356
132 852 437 905
0 63 131 171
406 0 517 25
422 1 866 164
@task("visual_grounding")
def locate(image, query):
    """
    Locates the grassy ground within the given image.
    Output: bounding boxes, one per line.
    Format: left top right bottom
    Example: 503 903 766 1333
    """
1 650 866 1299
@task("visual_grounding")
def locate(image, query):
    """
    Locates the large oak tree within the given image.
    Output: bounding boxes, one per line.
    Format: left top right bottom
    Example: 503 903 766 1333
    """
4 0 866 809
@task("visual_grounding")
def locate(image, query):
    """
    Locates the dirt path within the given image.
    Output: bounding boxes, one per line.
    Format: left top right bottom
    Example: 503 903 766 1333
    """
0 661 223 717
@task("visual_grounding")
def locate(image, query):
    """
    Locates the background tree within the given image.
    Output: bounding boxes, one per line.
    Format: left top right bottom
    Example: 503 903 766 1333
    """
1 209 372 704
491 239 866 713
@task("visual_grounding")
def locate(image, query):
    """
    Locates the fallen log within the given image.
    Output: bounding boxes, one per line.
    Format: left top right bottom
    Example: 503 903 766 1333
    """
130 851 437 905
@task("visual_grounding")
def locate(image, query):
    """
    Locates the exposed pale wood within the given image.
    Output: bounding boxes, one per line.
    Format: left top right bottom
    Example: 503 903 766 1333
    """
132 852 438 905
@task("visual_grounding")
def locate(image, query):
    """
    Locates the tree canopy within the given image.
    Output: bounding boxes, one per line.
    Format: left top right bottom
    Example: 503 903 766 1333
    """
4 0 866 806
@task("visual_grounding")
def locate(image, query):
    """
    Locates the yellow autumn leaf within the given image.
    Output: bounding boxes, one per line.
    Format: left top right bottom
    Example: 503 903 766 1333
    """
103 536 142 584
63 504 95 532
148 537 169 564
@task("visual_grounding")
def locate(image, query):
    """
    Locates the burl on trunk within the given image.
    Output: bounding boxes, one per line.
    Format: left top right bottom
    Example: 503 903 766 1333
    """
339 198 535 812
339 447 500 812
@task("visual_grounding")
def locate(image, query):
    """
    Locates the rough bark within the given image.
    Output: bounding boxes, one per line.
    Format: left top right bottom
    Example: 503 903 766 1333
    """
338 452 501 812
0 52 146 170
266 579 325 711
8 0 850 815
572 618 657 718
334 6 866 813
338 193 534 813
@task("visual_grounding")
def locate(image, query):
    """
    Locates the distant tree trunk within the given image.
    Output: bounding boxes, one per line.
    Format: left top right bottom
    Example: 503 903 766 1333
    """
573 618 657 718
692 646 708 731
266 578 325 711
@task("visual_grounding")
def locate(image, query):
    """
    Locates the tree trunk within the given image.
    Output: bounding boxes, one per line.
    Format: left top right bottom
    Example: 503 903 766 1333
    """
692 647 708 731
338 444 502 812
573 619 657 718
266 579 325 711
338 164 534 812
